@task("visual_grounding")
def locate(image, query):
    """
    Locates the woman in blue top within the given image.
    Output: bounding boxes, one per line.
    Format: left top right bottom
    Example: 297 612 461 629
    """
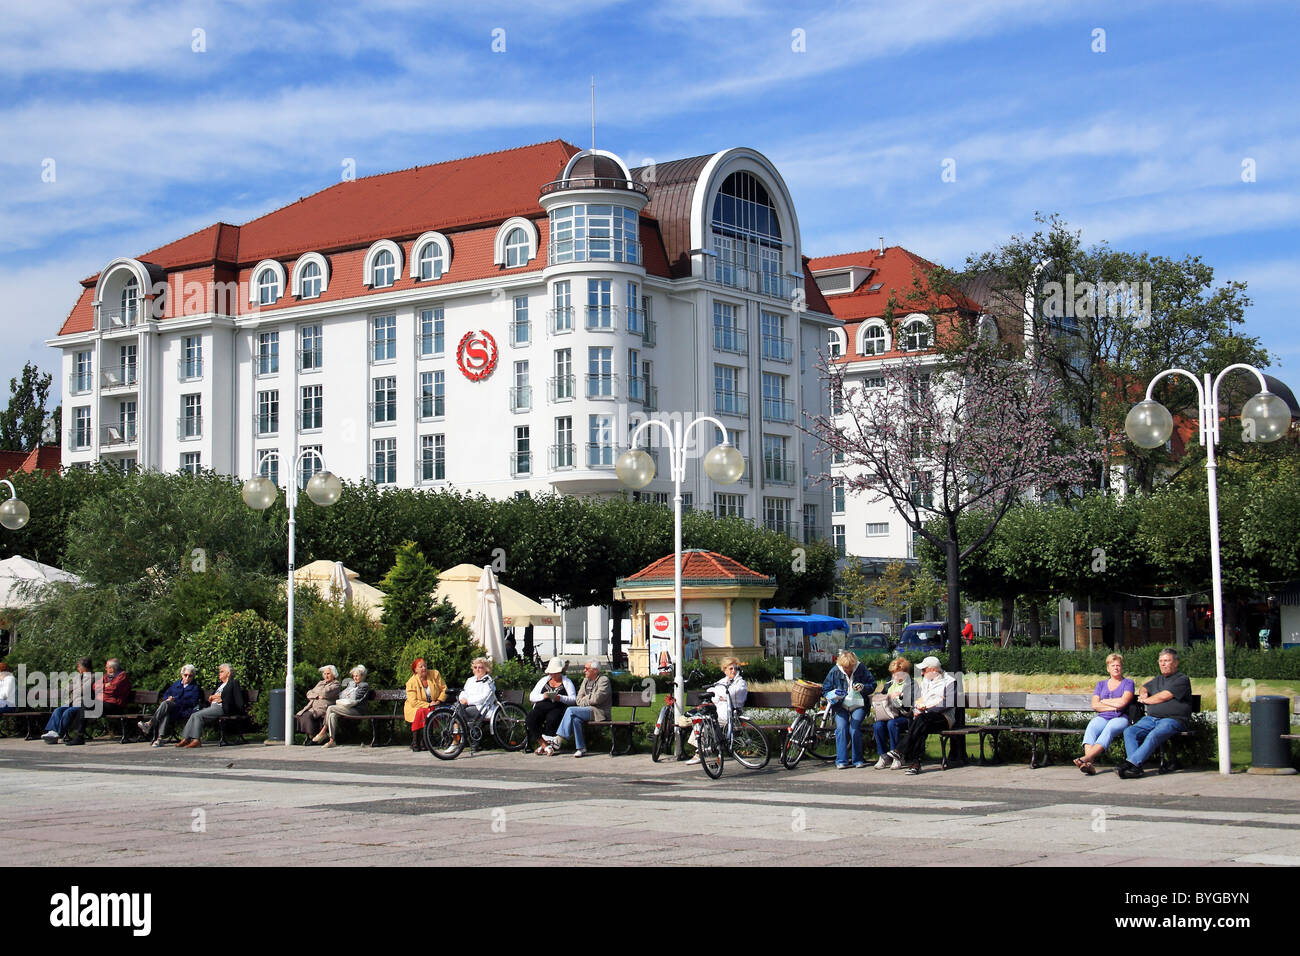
1076 652 1135 775
137 664 203 748
822 651 877 769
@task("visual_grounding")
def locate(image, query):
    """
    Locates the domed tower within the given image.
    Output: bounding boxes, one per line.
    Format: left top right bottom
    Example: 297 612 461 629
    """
538 150 654 491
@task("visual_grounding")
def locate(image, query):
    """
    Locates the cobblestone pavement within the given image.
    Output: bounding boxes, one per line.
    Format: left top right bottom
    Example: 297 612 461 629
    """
2 738 1297 866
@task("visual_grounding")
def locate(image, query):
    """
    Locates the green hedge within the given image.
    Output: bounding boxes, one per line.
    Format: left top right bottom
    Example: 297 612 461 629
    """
957 644 1300 679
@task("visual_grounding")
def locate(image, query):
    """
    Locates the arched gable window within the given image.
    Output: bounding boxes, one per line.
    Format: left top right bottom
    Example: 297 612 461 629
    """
493 217 539 268
121 277 139 325
363 240 404 288
411 232 452 280
292 253 330 298
710 170 784 294
860 322 888 356
827 328 846 358
249 260 288 306
901 315 933 351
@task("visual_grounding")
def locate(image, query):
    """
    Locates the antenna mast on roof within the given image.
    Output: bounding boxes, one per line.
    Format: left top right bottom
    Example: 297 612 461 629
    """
590 76 596 151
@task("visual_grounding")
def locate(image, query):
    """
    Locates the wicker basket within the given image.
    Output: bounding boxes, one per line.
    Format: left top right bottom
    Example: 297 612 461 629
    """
790 679 822 711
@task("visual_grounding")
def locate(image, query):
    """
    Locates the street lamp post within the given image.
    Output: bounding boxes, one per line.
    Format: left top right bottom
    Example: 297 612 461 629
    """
0 479 31 531
615 416 744 745
1125 364 1290 775
242 451 342 746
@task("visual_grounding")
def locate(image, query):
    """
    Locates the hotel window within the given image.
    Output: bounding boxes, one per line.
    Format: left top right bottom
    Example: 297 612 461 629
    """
829 377 844 415
371 376 397 424
552 349 574 401
257 390 279 436
588 414 614 467
833 525 846 557
587 347 613 398
863 324 886 356
181 336 202 380
761 372 791 422
763 434 791 484
710 170 785 294
714 364 744 416
372 250 396 288
548 204 639 264
257 267 280 305
73 351 92 393
553 417 574 468
120 277 139 326
627 348 642 401
802 503 819 543
419 371 445 420
552 281 573 333
417 240 444 280
865 374 886 389
833 480 845 513
910 472 934 508
714 493 745 518
512 361 531 412
117 400 137 442
181 394 202 439
299 325 322 371
763 497 791 534
713 301 746 353
117 343 137 386
641 294 655 345
513 426 531 476
300 385 323 431
760 311 791 362
504 228 529 268
73 407 91 448
419 308 444 357
626 282 642 334
181 452 201 476
866 522 889 536
298 446 322 489
372 438 397 484
299 261 322 298
421 434 446 482
586 279 613 330
258 331 279 375
372 314 397 362
512 296 530 346
257 449 279 488
828 332 843 358
903 318 932 351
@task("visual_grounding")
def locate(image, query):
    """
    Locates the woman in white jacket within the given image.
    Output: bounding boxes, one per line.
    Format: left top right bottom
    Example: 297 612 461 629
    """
459 657 499 723
685 657 747 765
0 662 15 713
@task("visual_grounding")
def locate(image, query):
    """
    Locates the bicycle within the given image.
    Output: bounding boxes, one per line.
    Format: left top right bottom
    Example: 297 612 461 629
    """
779 695 838 769
423 688 528 760
684 697 770 779
648 668 727 762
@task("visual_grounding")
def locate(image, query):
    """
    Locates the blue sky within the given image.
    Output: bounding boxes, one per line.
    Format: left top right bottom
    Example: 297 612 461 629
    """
2 0 1297 406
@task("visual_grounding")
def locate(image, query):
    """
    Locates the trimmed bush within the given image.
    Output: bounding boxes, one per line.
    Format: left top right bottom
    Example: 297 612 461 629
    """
959 644 1300 680
172 609 287 726
396 631 484 691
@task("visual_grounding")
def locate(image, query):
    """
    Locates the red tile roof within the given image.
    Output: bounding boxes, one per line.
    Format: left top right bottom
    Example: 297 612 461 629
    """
0 445 61 477
621 550 775 586
808 246 980 361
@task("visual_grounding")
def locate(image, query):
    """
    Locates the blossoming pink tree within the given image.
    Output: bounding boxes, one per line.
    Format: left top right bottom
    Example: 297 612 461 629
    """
815 340 1097 682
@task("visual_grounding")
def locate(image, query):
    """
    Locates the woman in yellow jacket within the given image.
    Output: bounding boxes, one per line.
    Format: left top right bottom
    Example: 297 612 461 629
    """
405 658 447 751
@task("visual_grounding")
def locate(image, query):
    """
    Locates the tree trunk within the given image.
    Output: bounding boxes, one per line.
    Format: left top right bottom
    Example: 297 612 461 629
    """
523 625 535 661
1140 598 1152 647
1000 595 1015 645
610 601 627 669
1026 605 1042 645
945 521 967 764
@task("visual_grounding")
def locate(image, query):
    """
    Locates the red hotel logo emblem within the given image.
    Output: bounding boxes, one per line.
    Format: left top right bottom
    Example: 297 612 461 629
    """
456 330 498 381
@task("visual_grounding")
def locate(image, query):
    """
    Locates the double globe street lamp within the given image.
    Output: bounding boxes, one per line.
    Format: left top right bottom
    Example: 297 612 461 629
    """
242 451 342 746
1125 364 1290 775
616 416 744 738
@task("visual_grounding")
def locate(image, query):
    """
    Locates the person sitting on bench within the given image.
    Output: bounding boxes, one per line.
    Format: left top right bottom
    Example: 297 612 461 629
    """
42 658 93 744
1075 652 1134 775
139 665 202 747
177 663 247 749
459 657 499 729
314 665 372 748
884 656 956 775
1118 648 1192 779
297 664 342 744
549 660 612 757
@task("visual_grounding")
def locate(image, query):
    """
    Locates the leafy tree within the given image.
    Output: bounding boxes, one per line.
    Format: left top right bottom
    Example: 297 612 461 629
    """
0 362 54 452
172 609 287 723
835 559 873 621
865 561 913 628
379 540 442 644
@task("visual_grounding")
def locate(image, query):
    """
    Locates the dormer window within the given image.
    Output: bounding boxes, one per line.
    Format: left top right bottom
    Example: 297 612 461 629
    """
418 242 443 280
373 250 396 288
504 228 528 268
410 232 452 281
121 278 139 325
257 268 281 305
292 253 329 299
902 317 932 351
863 324 887 355
300 261 322 298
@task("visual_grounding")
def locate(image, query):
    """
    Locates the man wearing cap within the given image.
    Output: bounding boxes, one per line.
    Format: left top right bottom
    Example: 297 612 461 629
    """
883 656 956 775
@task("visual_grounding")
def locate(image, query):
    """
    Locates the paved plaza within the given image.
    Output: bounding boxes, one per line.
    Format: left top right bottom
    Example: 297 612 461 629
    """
1 737 1297 867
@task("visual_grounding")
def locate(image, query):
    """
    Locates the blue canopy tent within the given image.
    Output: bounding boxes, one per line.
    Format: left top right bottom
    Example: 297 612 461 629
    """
760 609 849 635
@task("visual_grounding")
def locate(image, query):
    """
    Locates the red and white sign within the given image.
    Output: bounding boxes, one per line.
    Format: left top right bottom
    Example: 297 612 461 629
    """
651 614 672 639
456 330 498 381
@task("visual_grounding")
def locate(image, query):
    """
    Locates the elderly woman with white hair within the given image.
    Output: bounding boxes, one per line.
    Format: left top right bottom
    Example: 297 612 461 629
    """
178 663 248 749
296 664 342 743
138 664 203 748
459 657 498 724
313 665 372 748
883 655 956 775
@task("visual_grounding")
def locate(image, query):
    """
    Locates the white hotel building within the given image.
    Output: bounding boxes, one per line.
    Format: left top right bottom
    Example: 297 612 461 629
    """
50 141 836 561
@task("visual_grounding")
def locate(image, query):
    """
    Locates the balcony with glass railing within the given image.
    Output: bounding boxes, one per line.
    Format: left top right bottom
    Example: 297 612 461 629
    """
586 442 616 468
713 390 749 418
713 327 748 354
297 348 323 372
585 305 616 332
416 395 445 421
626 308 645 336
709 255 805 301
644 385 658 411
548 375 576 402
67 427 93 451
585 373 619 400
101 308 139 332
761 335 793 363
100 421 137 447
510 321 531 347
762 457 797 485
299 410 324 432
101 364 138 390
509 386 532 412
549 443 576 470
254 413 279 437
761 397 795 423
627 375 646 404
368 401 398 425
177 358 203 382
510 451 532 477
548 307 574 335
642 316 657 347
177 416 203 440
68 371 94 395
762 517 798 538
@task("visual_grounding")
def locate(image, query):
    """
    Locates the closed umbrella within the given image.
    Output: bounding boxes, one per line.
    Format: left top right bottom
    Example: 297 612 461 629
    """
328 561 352 607
473 565 507 662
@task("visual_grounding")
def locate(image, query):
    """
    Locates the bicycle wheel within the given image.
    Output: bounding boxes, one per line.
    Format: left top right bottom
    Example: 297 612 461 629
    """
492 703 529 751
780 714 811 769
730 716 770 770
650 706 674 763
697 720 724 779
423 708 465 760
807 709 837 762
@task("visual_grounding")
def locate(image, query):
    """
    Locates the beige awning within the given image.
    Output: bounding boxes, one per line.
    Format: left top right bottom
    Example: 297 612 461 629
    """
435 563 562 628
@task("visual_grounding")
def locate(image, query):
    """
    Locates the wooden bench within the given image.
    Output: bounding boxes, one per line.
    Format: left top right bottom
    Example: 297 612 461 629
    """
1280 698 1299 742
743 690 797 744
215 688 259 745
578 691 646 756
1011 693 1201 770
313 688 410 747
0 708 52 740
938 692 1028 769
91 689 161 743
